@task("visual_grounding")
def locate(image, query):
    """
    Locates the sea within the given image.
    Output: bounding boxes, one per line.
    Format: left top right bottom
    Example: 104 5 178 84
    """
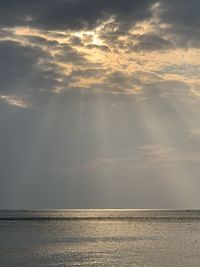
0 210 200 266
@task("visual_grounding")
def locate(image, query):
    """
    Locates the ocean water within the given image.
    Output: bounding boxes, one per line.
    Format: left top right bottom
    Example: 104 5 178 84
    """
0 210 200 266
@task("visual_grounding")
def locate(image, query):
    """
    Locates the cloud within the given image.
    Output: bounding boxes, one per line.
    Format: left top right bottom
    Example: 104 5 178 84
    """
1 0 200 50
27 35 60 47
157 0 200 48
56 44 88 66
133 33 173 51
0 40 61 94
138 144 200 166
70 144 200 175
137 145 175 165
0 95 27 108
0 1 199 109
0 0 156 31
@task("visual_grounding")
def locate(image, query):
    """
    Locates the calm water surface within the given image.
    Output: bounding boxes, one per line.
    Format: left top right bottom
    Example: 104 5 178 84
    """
0 210 200 266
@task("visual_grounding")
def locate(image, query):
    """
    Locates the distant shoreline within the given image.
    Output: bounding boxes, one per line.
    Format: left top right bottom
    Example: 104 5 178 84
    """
0 209 200 221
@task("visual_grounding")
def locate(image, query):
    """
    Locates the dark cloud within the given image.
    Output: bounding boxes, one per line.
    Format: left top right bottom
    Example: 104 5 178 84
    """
0 1 199 49
86 44 110 52
56 44 88 65
27 36 60 47
160 0 200 29
133 33 173 51
70 68 108 79
0 40 61 94
0 0 155 30
159 0 200 48
69 36 83 46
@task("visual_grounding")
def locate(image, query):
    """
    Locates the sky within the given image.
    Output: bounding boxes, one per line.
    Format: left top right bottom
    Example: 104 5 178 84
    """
0 0 200 209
